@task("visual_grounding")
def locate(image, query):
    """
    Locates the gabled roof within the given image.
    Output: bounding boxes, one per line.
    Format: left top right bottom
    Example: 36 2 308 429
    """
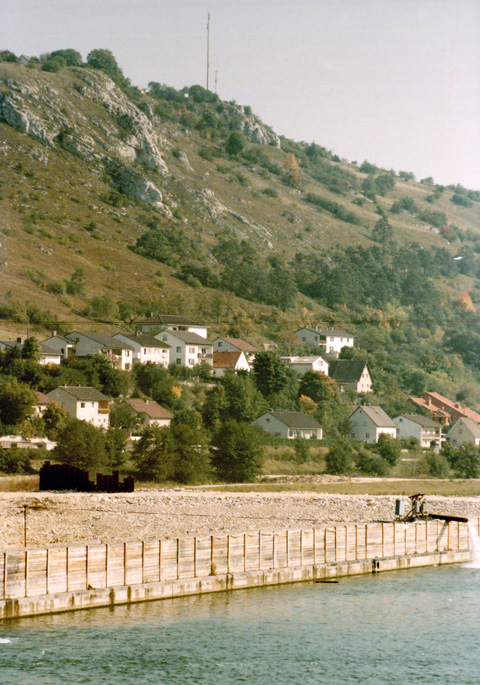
352 405 396 427
127 399 173 420
113 332 170 348
281 355 327 364
216 337 258 353
35 391 54 406
448 416 480 439
213 351 245 369
66 331 134 350
296 327 354 338
40 342 61 356
136 315 201 326
49 386 111 401
395 414 441 428
159 330 212 345
263 411 321 430
328 360 370 383
410 392 480 424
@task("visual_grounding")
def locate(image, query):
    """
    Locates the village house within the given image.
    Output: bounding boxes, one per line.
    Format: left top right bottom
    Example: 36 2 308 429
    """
280 355 329 376
349 406 397 443
41 334 75 360
46 386 111 428
408 391 480 426
34 391 54 417
113 332 170 367
65 331 134 371
394 414 443 449
252 411 323 440
135 314 208 339
446 417 480 447
0 337 61 365
155 329 213 368
212 350 251 377
328 360 373 393
294 327 354 356
213 337 258 362
0 435 56 451
126 399 173 429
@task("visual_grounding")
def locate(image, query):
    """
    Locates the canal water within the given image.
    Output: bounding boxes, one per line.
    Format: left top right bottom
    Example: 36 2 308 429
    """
1 565 479 684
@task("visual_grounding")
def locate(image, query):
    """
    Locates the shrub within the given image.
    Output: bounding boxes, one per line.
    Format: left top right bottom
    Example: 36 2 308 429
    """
324 438 355 474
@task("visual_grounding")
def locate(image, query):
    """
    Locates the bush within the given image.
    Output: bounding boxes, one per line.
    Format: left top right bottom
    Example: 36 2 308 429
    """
0 448 32 474
325 438 355 475
425 451 450 478
354 447 390 476
53 419 107 472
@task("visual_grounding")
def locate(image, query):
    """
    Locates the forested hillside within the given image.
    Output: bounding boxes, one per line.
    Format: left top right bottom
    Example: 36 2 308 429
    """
1 48 480 412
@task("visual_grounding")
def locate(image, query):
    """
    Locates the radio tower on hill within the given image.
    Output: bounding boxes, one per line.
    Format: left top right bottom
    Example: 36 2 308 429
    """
206 13 211 91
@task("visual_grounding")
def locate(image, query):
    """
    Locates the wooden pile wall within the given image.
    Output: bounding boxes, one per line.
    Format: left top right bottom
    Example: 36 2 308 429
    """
1 519 476 602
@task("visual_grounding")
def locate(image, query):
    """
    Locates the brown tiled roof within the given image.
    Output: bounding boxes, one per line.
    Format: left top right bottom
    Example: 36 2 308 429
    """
213 351 243 369
219 337 258 353
35 391 54 406
410 392 480 424
395 414 441 428
127 399 173 420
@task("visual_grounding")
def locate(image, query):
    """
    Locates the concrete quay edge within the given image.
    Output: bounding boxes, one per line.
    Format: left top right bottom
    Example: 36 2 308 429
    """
0 548 470 620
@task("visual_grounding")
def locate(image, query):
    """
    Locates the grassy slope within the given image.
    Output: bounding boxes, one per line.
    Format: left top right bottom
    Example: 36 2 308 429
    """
0 61 479 345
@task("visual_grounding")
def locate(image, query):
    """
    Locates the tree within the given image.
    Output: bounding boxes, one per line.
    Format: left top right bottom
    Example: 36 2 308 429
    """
109 400 138 431
325 437 355 475
376 434 401 466
0 380 37 428
41 402 69 439
21 337 40 362
131 424 175 481
252 351 289 398
443 443 480 479
50 49 82 66
54 419 106 471
372 217 393 244
298 371 347 435
104 427 129 469
294 435 310 463
132 422 210 484
225 131 245 156
211 420 263 482
86 49 129 89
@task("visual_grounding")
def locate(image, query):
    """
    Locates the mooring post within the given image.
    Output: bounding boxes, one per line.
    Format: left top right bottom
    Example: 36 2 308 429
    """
23 505 27 547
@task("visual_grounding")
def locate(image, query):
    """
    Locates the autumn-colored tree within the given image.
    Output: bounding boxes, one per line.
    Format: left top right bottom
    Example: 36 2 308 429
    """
456 291 475 312
283 152 302 188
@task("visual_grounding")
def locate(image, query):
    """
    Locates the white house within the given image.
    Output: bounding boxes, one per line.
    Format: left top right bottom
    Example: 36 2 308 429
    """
126 399 173 429
113 332 170 367
394 414 443 449
281 355 329 376
0 436 57 451
34 391 54 417
212 351 251 377
252 411 323 440
65 331 134 371
295 327 354 355
349 406 397 443
155 330 213 367
41 334 75 360
446 417 480 446
213 337 258 361
328 360 373 393
136 315 208 339
46 386 111 428
39 342 62 365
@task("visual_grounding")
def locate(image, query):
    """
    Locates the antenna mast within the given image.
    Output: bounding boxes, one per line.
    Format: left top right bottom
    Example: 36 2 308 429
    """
206 13 211 91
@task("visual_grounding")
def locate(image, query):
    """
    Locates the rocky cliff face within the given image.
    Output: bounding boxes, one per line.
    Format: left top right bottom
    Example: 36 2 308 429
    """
0 65 170 208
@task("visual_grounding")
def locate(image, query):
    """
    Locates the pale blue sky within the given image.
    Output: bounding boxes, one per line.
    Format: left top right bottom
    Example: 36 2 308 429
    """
3 0 480 189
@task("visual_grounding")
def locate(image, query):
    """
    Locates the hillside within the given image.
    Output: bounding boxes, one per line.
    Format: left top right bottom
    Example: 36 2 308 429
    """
1 54 480 407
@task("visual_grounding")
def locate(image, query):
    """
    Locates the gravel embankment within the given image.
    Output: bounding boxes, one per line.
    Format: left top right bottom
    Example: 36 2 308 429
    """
1 489 479 550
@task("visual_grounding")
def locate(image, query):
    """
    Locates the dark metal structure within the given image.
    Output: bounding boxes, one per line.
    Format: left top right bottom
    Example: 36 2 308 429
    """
395 493 468 523
39 461 134 493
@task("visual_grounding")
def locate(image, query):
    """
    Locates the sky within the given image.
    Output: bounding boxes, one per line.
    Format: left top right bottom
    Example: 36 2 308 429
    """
3 0 480 190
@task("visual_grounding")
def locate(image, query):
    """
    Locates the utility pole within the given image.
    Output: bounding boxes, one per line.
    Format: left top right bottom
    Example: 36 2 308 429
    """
206 13 211 91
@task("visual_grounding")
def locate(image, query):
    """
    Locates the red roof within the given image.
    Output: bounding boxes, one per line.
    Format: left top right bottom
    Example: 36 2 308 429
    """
127 399 173 420
213 351 243 369
409 391 480 425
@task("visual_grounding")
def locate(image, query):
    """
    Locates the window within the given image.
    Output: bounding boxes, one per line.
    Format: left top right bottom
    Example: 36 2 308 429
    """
80 402 85 408
176 346 181 353
218 341 222 347
189 347 195 354
176 359 181 365
143 349 147 354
